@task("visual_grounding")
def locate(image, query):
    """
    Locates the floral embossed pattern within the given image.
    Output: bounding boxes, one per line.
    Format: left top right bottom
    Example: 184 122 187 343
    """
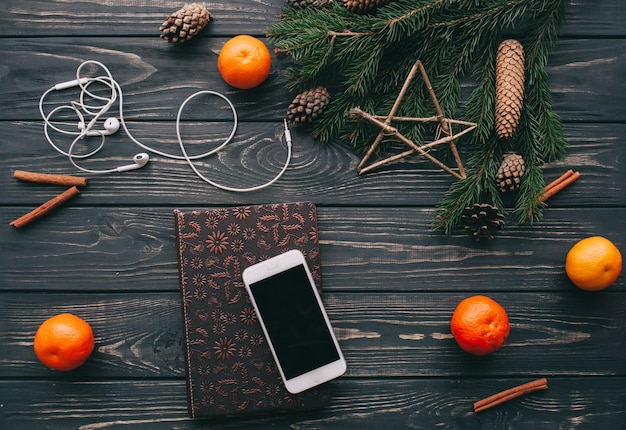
174 202 330 418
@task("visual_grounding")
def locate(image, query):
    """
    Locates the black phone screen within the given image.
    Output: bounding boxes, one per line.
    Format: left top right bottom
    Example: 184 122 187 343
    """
248 264 340 380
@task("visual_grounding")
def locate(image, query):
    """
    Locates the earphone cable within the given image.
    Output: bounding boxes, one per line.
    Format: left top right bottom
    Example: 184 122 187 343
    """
39 60 291 191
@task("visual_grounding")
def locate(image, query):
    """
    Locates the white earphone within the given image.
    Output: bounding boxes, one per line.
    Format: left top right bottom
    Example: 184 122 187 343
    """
39 60 292 192
79 117 120 137
115 153 150 172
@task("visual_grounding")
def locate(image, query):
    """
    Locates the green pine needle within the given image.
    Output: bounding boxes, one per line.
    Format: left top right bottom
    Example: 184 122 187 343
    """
268 0 567 235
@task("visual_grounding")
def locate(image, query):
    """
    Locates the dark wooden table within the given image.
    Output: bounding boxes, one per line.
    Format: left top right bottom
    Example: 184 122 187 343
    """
1 1 625 428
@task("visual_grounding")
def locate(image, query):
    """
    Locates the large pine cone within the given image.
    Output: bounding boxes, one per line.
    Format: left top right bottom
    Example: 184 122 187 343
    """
343 0 392 14
462 203 505 241
494 39 525 140
160 3 212 43
496 153 525 192
288 0 334 8
287 86 331 126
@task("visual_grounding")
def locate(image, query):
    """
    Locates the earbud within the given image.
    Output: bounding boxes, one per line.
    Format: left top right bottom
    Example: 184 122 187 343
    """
103 117 120 134
80 117 120 137
115 153 150 172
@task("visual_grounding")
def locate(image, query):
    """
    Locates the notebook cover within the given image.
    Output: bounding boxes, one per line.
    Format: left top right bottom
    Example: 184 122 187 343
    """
173 202 331 418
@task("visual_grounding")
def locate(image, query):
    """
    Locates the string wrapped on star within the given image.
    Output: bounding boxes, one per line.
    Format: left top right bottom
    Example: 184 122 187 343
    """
349 60 477 180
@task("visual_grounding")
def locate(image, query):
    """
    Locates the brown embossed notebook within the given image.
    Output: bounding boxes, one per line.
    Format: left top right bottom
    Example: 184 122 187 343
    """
173 202 331 418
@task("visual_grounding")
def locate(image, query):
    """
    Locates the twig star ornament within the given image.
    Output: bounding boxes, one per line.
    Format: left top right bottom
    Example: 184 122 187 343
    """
351 60 476 180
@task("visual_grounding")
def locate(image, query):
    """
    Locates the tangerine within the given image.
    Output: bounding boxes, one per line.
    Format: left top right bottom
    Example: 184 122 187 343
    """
565 236 622 291
217 35 271 89
450 295 510 356
33 313 94 371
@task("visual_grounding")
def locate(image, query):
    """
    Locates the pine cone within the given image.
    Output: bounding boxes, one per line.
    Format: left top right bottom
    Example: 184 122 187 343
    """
496 153 525 192
462 203 505 241
160 3 212 43
287 86 331 126
495 39 525 140
343 0 392 14
288 0 333 8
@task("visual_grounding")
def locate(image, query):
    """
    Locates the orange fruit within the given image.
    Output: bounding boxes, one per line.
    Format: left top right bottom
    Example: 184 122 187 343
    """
450 295 510 356
217 35 272 89
33 313 94 371
565 236 622 291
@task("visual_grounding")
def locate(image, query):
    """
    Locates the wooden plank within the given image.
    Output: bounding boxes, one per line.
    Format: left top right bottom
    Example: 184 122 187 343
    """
547 38 626 122
1 207 624 292
0 378 624 428
1 291 624 378
1 1 624 429
0 38 624 122
0 0 282 37
0 37 292 121
1 121 307 205
1 122 624 207
1 0 624 37
562 0 626 36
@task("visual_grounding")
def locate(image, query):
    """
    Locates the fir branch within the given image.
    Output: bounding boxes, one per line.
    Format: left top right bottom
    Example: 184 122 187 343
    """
433 0 565 232
515 0 566 222
268 0 567 235
387 0 447 30
433 60 502 234
515 67 565 223
522 0 566 163
425 0 529 31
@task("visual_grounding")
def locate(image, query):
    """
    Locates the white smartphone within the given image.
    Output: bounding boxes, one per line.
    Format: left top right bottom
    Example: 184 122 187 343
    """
242 249 346 394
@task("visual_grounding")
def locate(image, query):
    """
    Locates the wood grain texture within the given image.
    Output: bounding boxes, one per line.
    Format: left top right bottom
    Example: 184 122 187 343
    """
0 0 282 37
0 38 624 122
1 0 624 37
1 0 625 428
0 378 624 429
1 292 624 379
1 207 624 292
0 123 624 206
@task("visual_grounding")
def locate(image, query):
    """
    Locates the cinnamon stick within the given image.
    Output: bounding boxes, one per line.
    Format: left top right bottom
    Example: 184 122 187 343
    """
473 378 548 413
539 171 580 203
14 170 87 187
543 169 574 192
10 186 81 229
528 170 581 219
